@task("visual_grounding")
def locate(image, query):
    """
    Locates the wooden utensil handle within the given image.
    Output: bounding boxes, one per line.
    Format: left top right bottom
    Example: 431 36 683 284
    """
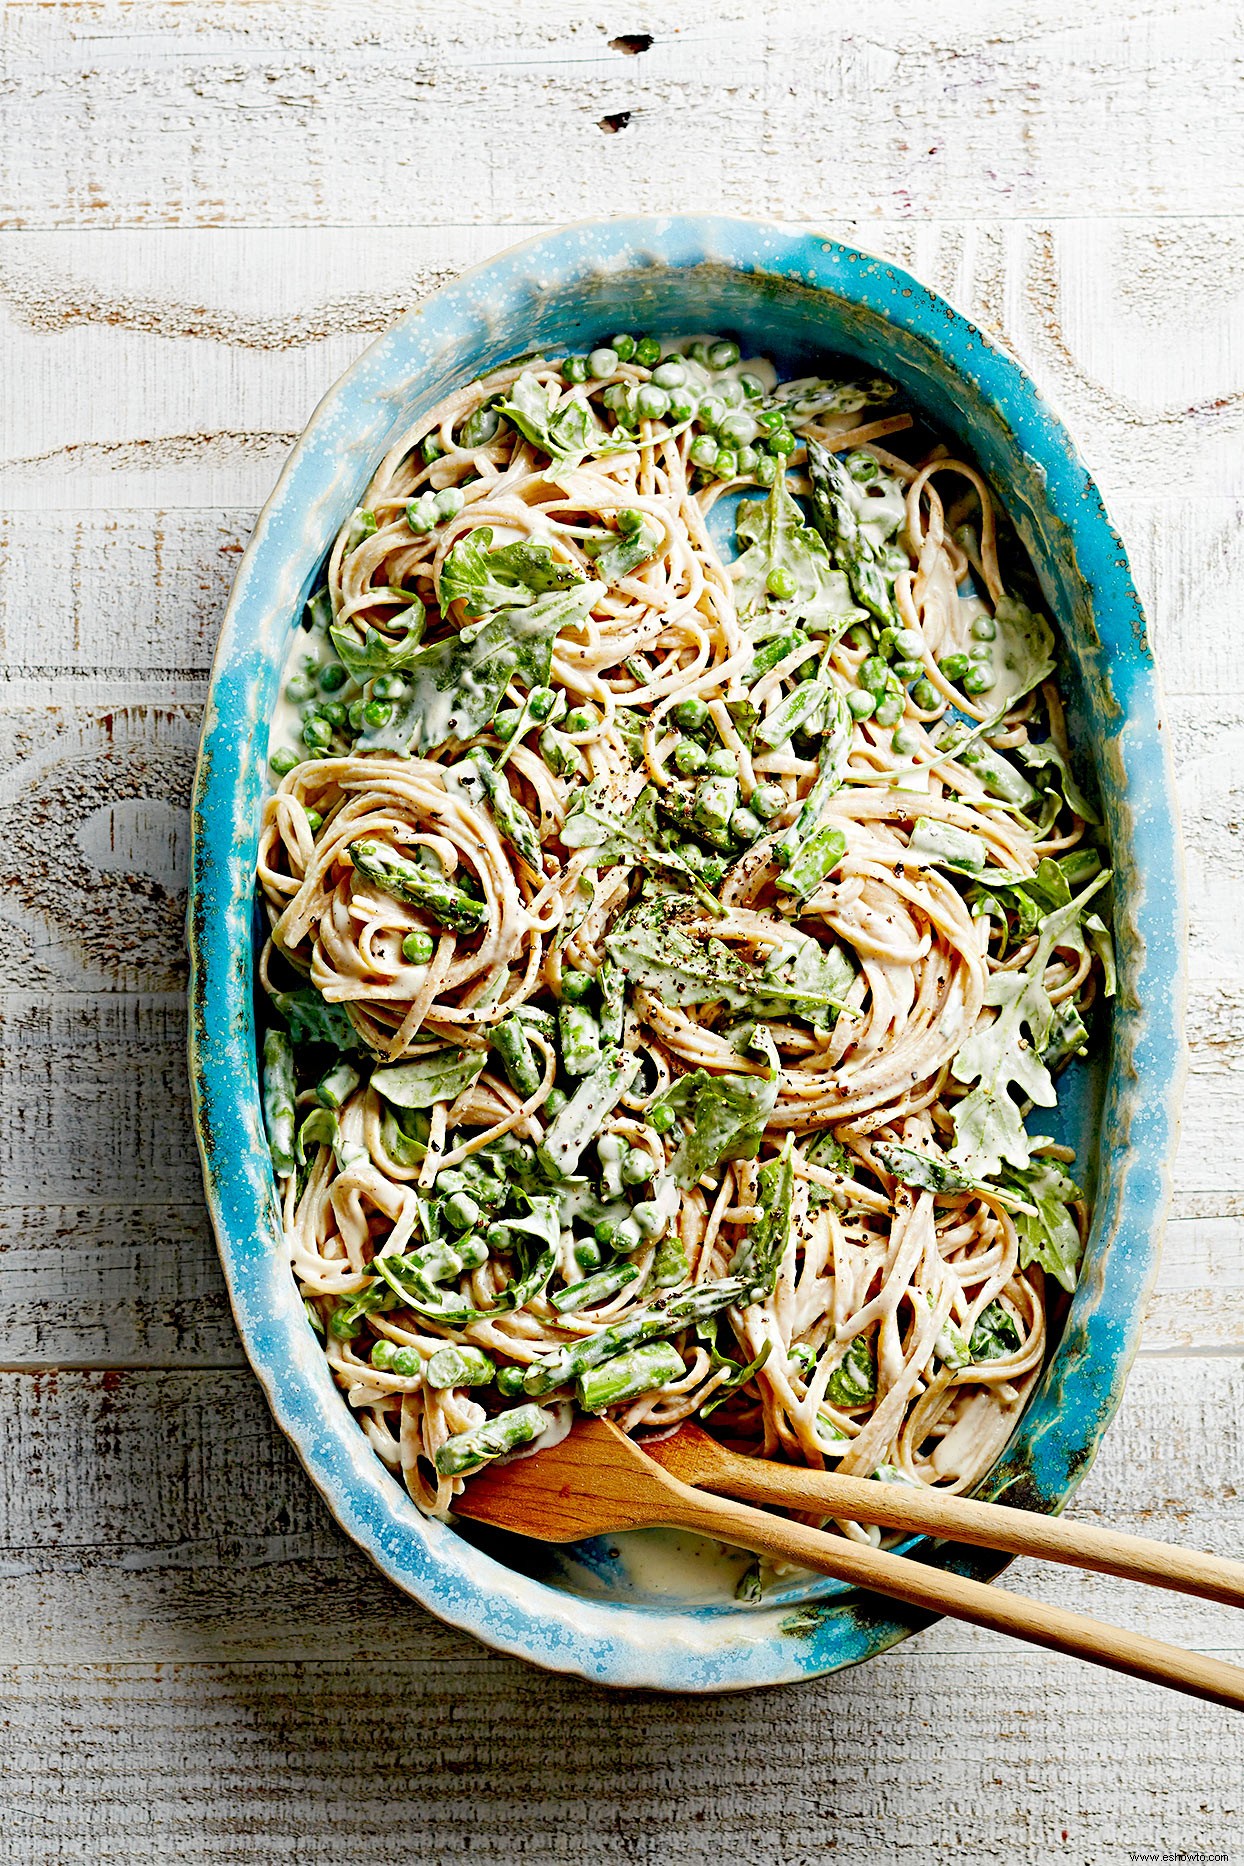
704 1446 1244 1609
665 1481 1244 1713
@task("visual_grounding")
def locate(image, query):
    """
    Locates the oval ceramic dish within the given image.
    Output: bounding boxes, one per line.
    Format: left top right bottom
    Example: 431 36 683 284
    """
189 215 1185 1691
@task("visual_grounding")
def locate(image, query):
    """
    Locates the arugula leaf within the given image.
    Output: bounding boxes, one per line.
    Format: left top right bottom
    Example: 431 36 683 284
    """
370 1047 486 1109
1085 911 1116 997
605 916 850 1017
496 372 629 467
270 987 362 1053
439 526 585 617
700 1340 773 1419
1014 736 1100 825
359 581 603 755
560 782 723 915
731 471 863 643
949 875 1110 1177
825 1332 877 1406
968 1300 1022 1361
731 1136 795 1292
593 519 663 583
989 595 1057 711
329 600 427 679
656 1065 781 1188
1004 1156 1084 1292
750 926 855 1030
873 1142 977 1195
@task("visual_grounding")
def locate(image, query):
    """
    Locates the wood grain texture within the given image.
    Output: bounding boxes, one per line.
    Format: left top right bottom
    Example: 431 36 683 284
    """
3 1 1243 1854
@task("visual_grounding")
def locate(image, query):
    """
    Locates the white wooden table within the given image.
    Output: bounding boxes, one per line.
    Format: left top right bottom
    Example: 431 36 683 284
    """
2 6 1242 1859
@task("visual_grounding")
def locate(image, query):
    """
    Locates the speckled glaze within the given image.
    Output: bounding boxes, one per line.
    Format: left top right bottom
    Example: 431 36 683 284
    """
188 216 1185 1691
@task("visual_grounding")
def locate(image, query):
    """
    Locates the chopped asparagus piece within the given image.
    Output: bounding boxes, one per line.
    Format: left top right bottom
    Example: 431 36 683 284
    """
424 1344 496 1389
551 1263 639 1314
262 1029 296 1174
523 1275 754 1395
576 1340 686 1411
349 839 488 934
537 1046 641 1180
492 1016 542 1097
434 1402 552 1475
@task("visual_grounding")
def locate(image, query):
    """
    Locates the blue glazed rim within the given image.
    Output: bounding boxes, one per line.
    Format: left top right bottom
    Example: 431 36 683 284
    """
188 215 1185 1691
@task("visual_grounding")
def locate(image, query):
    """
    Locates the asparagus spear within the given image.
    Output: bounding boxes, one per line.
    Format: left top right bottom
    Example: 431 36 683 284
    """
492 1016 542 1097
559 1002 602 1076
349 839 489 934
315 1059 360 1109
523 1275 754 1395
537 1046 641 1180
576 1340 686 1412
434 1402 552 1476
805 436 899 627
933 723 1037 807
465 749 543 874
424 1344 496 1389
597 955 625 1045
550 1263 639 1315
262 1029 297 1174
774 824 847 899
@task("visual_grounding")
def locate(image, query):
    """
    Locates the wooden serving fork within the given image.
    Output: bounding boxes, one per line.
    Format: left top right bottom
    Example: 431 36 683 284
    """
452 1417 1244 1711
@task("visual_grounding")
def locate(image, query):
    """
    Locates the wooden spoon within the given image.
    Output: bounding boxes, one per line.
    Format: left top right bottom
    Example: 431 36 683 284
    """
453 1417 1244 1711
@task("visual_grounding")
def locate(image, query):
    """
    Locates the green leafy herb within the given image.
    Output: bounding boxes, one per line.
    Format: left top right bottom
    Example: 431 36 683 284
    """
329 601 427 679
370 1047 487 1109
439 525 586 617
605 912 850 1018
825 1332 877 1406
359 581 603 755
560 782 724 915
968 1300 1022 1362
496 372 630 467
988 596 1057 711
593 519 663 582
1004 1156 1084 1292
731 471 863 643
873 1141 978 1195
270 987 362 1053
730 1137 795 1291
657 1058 781 1190
700 1339 773 1418
1014 737 1100 825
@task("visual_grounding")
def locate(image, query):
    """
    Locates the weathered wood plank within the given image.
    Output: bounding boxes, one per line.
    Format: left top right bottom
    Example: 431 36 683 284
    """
2 1648 1240 1866
2 219 1242 509
0 1362 1239 1666
3 4 1241 230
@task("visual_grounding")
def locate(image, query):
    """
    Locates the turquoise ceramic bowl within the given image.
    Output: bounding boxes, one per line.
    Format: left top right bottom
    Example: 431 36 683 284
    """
189 216 1185 1690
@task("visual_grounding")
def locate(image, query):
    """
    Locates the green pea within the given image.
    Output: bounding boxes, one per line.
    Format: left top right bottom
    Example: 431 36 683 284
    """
402 931 435 964
687 340 711 366
370 674 406 700
652 359 686 388
305 808 323 833
757 408 786 434
673 738 707 775
667 390 696 422
672 695 709 732
738 371 765 401
422 435 445 465
736 445 759 475
564 705 599 734
896 628 925 659
892 725 922 756
495 1365 527 1396
493 707 521 741
526 686 558 723
302 716 332 750
689 434 719 468
718 379 745 410
892 658 924 682
347 699 368 731
697 394 725 429
370 1339 395 1370
320 700 348 727
750 782 786 821
963 663 995 695
859 655 890 696
874 693 904 728
610 334 636 362
563 355 589 384
636 383 670 420
270 747 300 776
911 678 939 710
589 346 619 379
601 383 629 413
285 674 315 704
634 336 661 368
767 566 797 601
617 507 644 534
362 699 392 729
406 500 436 534
461 408 501 448
574 1239 603 1272
435 486 465 519
390 1347 421 1378
770 427 796 457
544 1087 569 1117
971 613 998 642
713 447 738 480
847 689 876 720
755 455 778 486
561 969 595 1004
938 652 971 682
443 1191 480 1233
731 807 763 843
709 339 740 369
318 661 348 693
846 451 879 483
647 1102 676 1135
716 412 751 449
845 623 874 652
593 1219 617 1246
